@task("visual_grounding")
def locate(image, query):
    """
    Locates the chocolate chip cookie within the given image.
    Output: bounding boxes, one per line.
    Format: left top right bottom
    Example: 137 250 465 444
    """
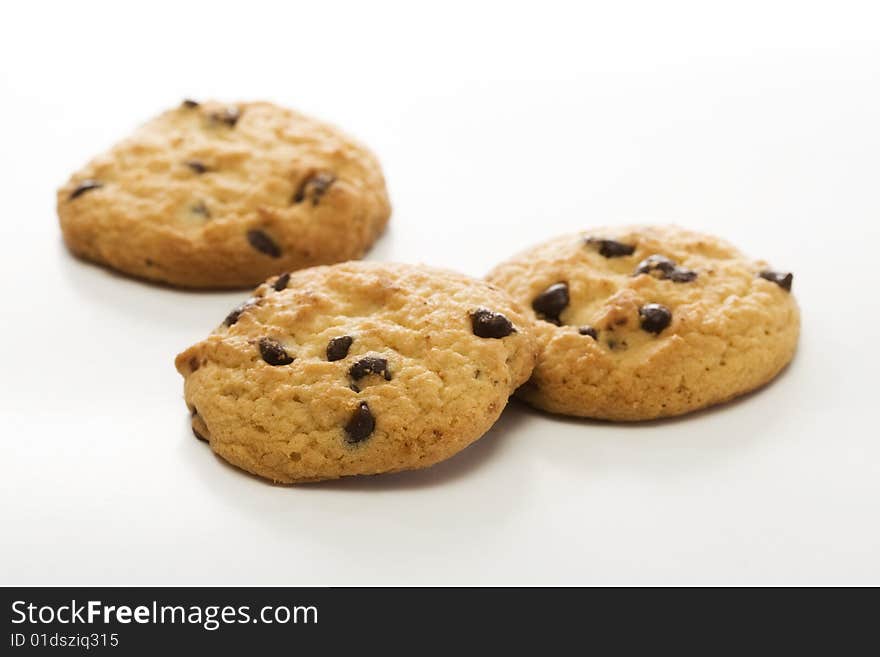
58 100 391 288
486 225 799 420
175 262 538 482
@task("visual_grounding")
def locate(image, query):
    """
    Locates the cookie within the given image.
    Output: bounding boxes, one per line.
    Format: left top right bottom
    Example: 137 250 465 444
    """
486 225 799 420
175 262 538 482
58 100 390 288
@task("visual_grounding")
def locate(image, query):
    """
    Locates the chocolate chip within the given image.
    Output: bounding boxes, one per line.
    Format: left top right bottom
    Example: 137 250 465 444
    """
186 160 208 174
345 401 375 444
273 272 291 292
258 337 294 366
223 297 257 327
635 254 675 274
349 356 391 381
759 270 793 291
69 180 103 200
246 229 281 258
309 173 335 205
327 335 354 361
639 303 672 334
293 171 336 206
211 106 240 127
586 237 636 258
470 309 515 338
532 282 569 325
191 201 211 218
192 427 208 442
667 268 698 283
634 254 697 283
578 326 598 339
188 357 200 372
292 184 306 204
182 99 200 108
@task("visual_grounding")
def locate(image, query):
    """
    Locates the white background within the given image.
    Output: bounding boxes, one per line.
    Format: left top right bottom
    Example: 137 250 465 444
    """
1 0 879 585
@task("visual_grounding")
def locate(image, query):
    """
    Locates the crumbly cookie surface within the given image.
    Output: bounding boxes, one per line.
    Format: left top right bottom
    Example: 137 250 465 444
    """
175 262 537 482
486 225 799 420
58 100 390 288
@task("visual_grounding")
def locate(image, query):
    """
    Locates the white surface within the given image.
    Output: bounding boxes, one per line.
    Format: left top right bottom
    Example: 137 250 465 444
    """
2 1 879 585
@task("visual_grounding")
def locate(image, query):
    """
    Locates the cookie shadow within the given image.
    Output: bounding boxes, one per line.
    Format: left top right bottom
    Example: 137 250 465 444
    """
58 241 247 336
190 403 529 492
515 356 803 482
